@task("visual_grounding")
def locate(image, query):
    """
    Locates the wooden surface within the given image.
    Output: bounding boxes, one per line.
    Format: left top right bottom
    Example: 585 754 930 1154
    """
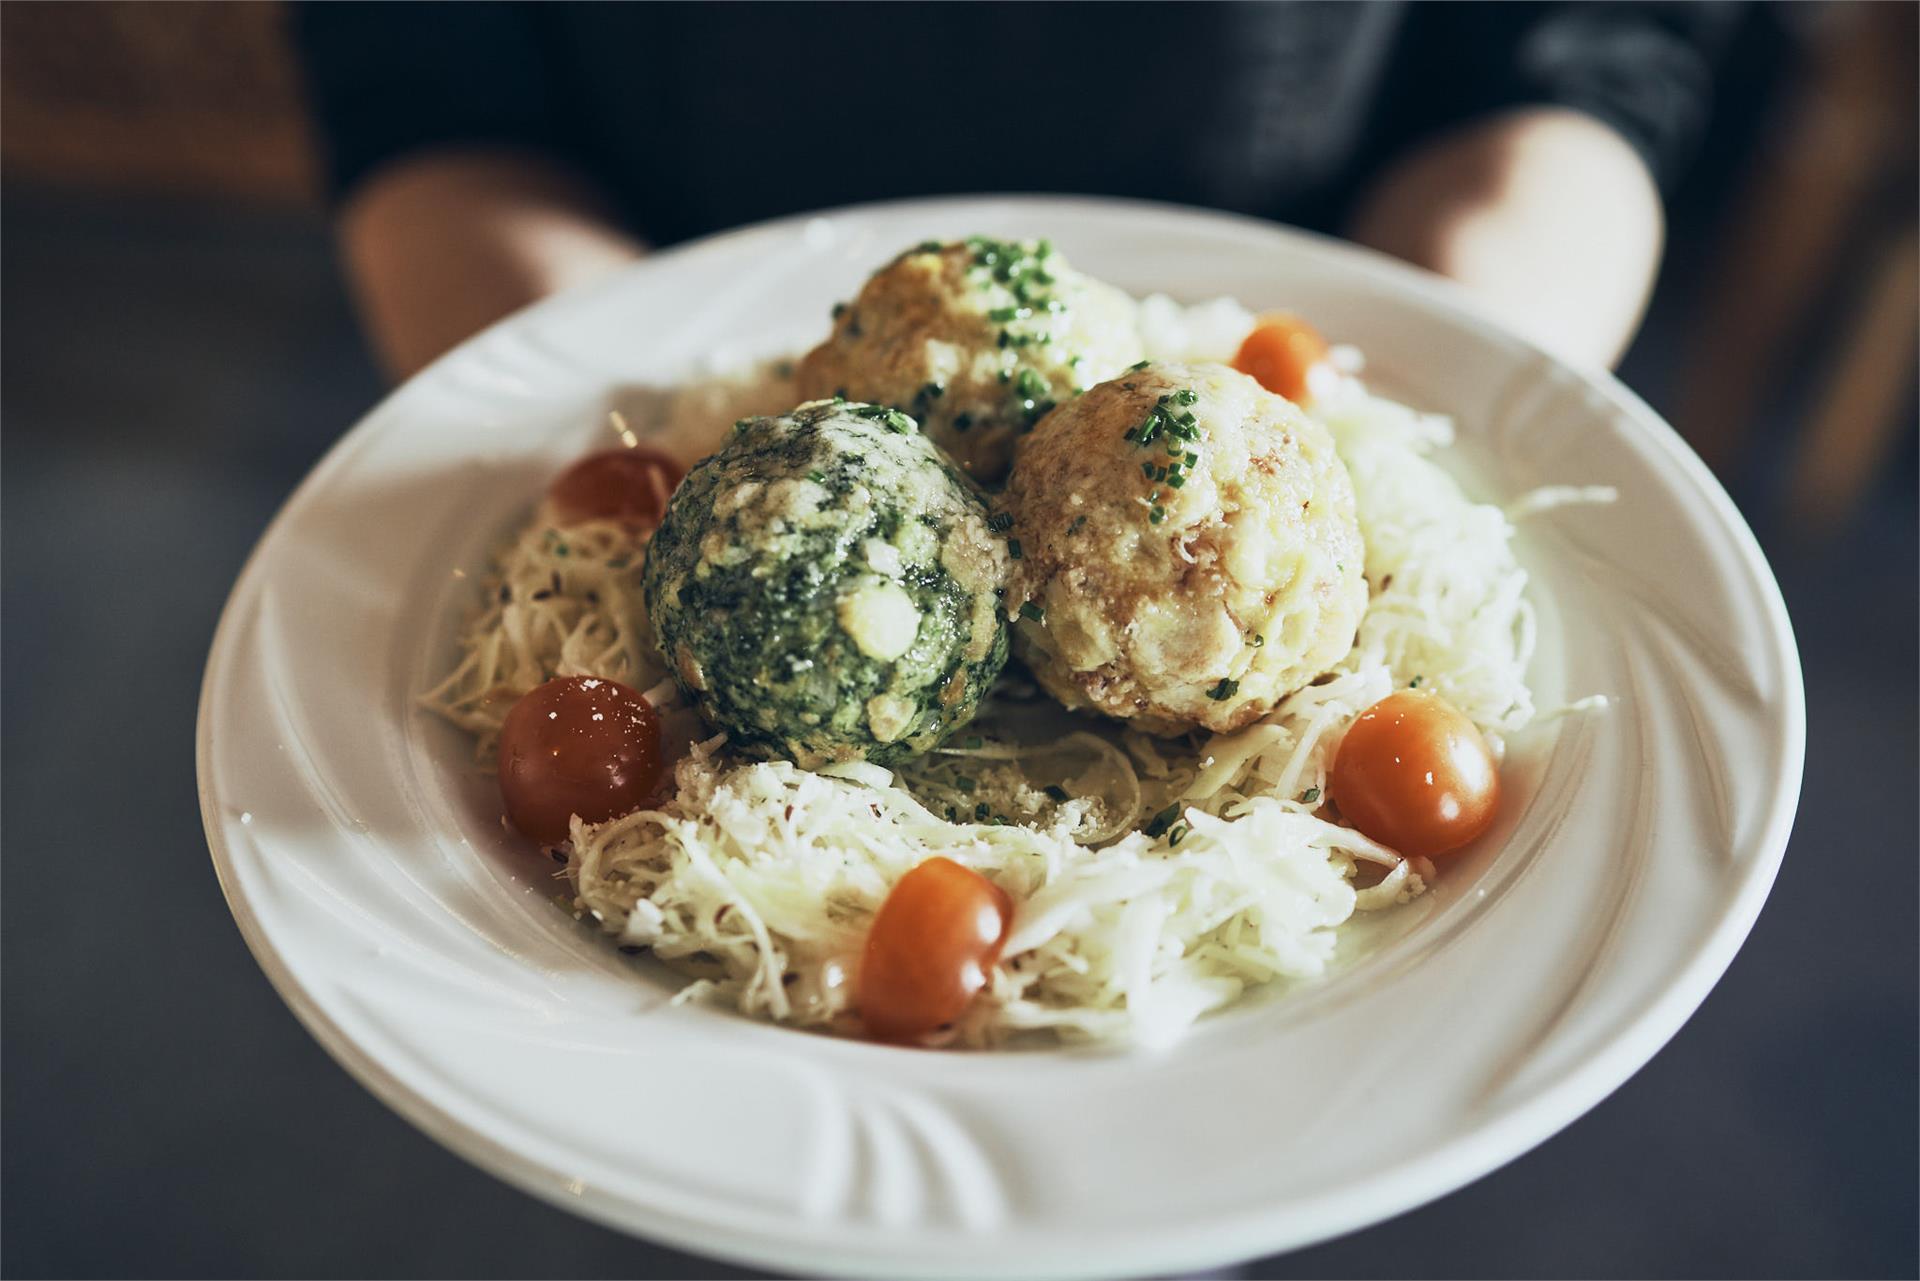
0 0 317 204
1669 3 1917 518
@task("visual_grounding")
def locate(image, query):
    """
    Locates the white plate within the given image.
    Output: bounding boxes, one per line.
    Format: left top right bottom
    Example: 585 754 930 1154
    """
198 197 1804 1279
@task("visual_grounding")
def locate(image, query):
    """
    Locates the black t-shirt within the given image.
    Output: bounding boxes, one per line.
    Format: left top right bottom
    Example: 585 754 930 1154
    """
294 1 1734 245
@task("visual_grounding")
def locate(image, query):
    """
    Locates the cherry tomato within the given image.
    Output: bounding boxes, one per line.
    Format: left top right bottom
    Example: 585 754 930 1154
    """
1233 313 1332 405
859 857 1013 1043
497 676 664 847
1327 689 1500 858
547 448 685 530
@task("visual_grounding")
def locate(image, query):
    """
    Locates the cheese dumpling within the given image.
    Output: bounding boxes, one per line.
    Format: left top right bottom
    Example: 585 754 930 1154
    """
1002 361 1366 735
797 238 1143 483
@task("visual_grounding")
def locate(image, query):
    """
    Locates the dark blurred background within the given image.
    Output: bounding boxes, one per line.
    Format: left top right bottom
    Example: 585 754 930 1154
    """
2 3 1914 1278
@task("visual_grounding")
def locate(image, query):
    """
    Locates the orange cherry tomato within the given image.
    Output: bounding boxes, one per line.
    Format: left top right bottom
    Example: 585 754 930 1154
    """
1233 313 1331 404
497 676 664 847
547 448 685 530
859 857 1013 1043
1327 689 1500 858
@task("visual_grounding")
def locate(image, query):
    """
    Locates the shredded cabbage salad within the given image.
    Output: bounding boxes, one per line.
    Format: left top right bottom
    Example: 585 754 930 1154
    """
423 295 1604 1048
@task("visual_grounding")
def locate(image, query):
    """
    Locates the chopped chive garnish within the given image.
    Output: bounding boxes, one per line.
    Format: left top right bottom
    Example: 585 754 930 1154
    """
962 238 1070 383
1125 388 1208 517
1206 677 1240 701
1298 787 1321 804
847 404 917 432
1007 538 1023 559
1019 601 1045 622
806 470 826 484
1144 803 1181 838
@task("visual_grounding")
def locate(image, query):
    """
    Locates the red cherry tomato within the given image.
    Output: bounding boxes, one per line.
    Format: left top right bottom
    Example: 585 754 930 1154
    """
860 857 1013 1043
547 448 685 530
497 676 664 847
1327 689 1500 858
1233 313 1332 405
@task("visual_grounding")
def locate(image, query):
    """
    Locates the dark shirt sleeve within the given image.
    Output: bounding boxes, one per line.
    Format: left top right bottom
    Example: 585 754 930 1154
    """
1503 3 1740 191
289 1 572 202
1374 2 1742 196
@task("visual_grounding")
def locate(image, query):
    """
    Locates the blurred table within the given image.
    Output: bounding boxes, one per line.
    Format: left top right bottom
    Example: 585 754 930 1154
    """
1 191 1913 1280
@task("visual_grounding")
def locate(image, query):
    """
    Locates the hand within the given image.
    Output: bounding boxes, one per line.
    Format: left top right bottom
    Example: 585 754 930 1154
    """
338 148 644 381
1349 107 1663 370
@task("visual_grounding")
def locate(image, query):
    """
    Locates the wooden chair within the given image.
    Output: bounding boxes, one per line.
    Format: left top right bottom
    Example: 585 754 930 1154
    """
1672 3 1917 528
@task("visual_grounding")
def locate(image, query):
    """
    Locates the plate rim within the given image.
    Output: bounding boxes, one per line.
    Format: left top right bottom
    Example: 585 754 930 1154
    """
198 192 1806 1279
